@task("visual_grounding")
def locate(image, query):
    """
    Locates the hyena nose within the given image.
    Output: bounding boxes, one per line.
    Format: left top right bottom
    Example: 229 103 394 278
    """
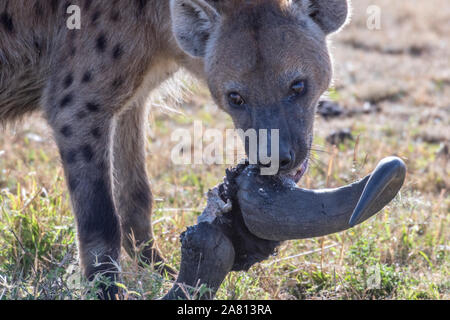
258 149 294 171
279 149 295 170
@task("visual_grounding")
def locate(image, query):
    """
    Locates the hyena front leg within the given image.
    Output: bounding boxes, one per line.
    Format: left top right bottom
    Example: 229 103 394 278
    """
44 85 122 300
113 104 176 278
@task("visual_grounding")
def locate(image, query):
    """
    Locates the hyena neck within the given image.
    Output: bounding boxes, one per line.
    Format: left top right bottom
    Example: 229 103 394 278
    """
136 2 207 96
148 1 207 80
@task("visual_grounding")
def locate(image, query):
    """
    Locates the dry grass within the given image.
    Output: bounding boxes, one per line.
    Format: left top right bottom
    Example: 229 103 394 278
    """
0 0 448 300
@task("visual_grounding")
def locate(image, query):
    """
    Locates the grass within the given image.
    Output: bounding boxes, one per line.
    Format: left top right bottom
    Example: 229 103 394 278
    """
0 0 449 300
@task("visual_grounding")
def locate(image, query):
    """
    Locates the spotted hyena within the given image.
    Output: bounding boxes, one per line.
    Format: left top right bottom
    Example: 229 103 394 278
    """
0 0 349 298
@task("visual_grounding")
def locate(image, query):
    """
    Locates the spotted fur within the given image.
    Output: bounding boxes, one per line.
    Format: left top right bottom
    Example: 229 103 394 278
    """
0 0 349 299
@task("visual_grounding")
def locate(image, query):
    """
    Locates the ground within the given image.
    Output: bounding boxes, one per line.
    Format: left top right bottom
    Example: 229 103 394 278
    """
0 0 448 300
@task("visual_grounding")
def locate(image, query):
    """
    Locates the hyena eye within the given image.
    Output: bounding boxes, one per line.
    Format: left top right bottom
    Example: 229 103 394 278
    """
228 92 246 107
290 80 307 96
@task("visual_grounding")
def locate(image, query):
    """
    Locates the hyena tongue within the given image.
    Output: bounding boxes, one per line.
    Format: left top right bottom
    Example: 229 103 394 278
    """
286 159 309 184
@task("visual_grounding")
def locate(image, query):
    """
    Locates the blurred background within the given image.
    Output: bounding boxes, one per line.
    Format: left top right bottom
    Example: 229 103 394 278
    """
0 0 448 299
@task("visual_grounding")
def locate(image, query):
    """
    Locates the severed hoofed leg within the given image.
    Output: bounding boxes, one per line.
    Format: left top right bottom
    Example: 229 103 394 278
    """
165 157 406 300
164 165 281 300
237 157 406 241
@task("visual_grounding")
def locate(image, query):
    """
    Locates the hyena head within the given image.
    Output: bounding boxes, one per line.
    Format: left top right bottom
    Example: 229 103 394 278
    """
171 0 349 176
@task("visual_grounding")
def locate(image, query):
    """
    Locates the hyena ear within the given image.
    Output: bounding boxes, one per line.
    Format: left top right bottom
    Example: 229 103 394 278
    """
170 0 220 58
296 0 350 35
